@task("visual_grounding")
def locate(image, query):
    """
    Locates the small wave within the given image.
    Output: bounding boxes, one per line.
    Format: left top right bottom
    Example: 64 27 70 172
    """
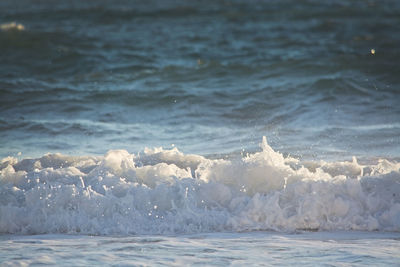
0 137 399 235
0 22 25 31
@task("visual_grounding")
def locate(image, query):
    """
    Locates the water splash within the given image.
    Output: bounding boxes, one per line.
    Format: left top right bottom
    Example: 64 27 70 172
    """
1 138 399 234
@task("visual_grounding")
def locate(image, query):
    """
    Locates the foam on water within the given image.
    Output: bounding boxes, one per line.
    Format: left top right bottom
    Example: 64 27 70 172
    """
1 137 399 235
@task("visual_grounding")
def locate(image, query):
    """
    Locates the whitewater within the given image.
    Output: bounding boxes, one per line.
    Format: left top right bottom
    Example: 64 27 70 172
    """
1 137 399 235
1 0 400 265
2 138 400 265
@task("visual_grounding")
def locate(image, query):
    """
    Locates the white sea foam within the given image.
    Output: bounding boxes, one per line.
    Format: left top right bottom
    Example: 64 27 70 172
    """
0 137 399 235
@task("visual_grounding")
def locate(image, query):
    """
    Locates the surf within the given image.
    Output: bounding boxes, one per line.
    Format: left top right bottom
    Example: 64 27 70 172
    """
1 137 399 235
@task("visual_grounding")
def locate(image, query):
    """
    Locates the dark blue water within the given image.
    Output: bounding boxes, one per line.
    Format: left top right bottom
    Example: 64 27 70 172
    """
1 0 400 160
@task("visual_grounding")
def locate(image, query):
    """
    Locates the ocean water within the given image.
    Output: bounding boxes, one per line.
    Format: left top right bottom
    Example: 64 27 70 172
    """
1 0 400 265
1 232 400 266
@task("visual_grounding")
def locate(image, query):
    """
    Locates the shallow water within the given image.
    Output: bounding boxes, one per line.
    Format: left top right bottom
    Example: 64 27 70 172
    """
1 232 399 266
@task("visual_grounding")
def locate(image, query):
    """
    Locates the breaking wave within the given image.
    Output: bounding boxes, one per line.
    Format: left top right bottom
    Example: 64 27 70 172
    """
1 137 399 235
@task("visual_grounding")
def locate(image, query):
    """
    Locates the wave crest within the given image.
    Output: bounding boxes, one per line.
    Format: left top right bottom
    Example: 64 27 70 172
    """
1 138 399 234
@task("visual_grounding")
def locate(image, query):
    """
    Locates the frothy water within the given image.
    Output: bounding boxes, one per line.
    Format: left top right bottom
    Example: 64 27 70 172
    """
1 138 399 235
1 0 400 265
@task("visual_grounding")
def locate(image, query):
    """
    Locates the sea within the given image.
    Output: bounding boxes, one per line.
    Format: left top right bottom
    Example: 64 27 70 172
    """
1 0 400 266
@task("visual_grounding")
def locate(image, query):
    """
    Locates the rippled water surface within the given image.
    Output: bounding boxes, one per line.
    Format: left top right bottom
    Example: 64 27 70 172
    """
1 1 400 265
1 232 400 266
1 0 399 160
